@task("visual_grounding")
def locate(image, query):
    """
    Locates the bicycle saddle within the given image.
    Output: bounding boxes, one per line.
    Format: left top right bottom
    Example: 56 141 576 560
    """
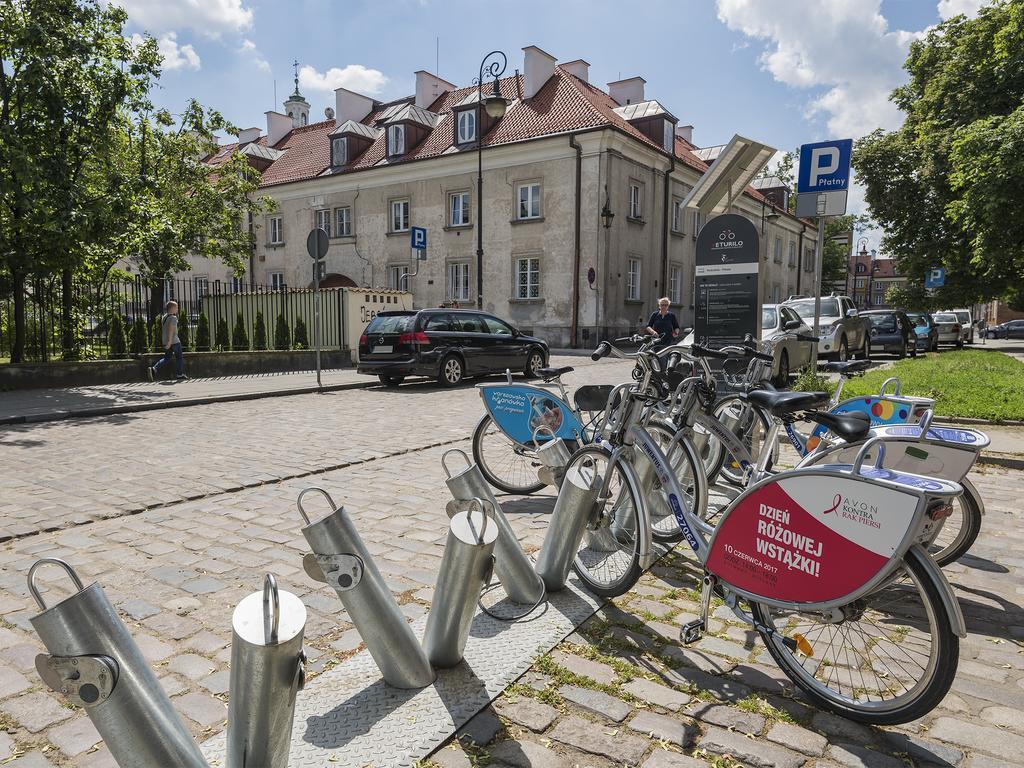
822 360 871 376
807 410 871 442
537 365 573 380
745 389 830 415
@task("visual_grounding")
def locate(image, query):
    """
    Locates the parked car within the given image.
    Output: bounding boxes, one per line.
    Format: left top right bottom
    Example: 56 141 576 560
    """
945 308 975 344
863 309 917 358
986 319 1024 339
783 294 870 361
931 312 965 347
907 312 939 352
357 309 549 387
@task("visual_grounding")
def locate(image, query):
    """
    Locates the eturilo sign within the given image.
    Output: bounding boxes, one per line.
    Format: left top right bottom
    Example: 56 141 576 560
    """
694 213 760 346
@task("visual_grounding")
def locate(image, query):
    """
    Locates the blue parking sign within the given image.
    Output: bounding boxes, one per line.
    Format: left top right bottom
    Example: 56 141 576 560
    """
410 226 427 251
925 266 945 289
798 139 853 193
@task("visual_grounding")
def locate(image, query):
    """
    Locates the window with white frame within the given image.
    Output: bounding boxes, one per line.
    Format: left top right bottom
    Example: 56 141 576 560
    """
335 206 352 237
387 265 409 290
456 110 476 144
331 136 347 167
231 275 245 294
669 265 682 304
517 183 541 220
629 183 642 219
774 236 783 263
268 216 283 245
789 240 797 267
163 278 175 300
804 248 814 271
449 192 470 227
692 210 703 238
516 257 540 299
390 199 410 232
269 271 285 291
194 276 209 297
671 199 683 232
627 258 641 300
314 209 331 238
387 124 405 156
447 262 470 301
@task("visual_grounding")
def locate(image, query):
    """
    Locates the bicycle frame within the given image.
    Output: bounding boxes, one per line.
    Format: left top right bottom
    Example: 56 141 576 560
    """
478 383 591 446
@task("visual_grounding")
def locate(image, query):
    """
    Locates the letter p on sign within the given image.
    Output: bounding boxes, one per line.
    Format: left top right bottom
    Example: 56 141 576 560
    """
809 148 840 186
798 139 852 194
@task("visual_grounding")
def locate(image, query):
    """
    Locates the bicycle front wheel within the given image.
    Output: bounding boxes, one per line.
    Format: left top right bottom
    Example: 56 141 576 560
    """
929 481 983 567
472 414 546 495
713 396 776 485
641 424 705 544
569 445 644 598
751 547 958 725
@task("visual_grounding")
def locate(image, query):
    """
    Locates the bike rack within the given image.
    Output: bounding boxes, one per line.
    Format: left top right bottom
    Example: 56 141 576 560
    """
226 574 306 768
422 500 498 668
534 459 601 591
532 424 571 488
298 488 435 689
28 558 209 768
442 450 545 607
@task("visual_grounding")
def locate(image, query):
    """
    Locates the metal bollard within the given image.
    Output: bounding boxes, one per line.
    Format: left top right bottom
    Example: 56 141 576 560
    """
28 558 208 768
442 450 545 606
534 459 601 591
226 574 306 768
297 488 435 689
533 425 572 488
422 500 498 668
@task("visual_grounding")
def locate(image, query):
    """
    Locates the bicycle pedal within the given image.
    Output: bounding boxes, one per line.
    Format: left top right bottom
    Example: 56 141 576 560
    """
680 619 705 645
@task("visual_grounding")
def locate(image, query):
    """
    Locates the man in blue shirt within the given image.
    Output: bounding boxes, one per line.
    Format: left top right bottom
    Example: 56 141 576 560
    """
645 297 680 348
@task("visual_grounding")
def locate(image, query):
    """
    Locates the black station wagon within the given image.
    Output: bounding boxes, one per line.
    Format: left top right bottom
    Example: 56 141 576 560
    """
357 309 550 386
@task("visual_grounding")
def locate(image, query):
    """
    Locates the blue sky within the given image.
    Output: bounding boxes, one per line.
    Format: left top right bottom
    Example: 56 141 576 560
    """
122 0 987 250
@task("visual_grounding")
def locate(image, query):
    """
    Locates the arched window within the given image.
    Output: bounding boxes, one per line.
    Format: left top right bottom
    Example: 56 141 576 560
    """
856 263 866 274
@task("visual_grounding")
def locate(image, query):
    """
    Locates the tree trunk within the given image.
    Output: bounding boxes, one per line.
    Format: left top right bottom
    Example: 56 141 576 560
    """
11 268 25 364
61 267 75 359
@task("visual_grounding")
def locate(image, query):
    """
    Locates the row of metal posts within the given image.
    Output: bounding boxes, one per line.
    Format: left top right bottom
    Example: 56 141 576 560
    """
25 446 602 767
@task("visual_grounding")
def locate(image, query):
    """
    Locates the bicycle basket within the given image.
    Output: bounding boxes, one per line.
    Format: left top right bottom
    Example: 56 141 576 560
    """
574 384 614 412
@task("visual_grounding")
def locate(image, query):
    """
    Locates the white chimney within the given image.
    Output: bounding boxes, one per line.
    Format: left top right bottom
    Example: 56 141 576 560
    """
561 59 590 83
237 127 261 145
675 124 693 144
414 70 456 109
608 76 646 105
522 45 557 100
265 111 292 146
334 87 375 125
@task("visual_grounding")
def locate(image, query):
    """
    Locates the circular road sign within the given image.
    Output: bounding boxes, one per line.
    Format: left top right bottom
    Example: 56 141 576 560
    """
306 227 329 260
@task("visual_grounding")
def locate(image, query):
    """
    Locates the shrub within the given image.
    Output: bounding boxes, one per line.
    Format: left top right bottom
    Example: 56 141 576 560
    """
790 366 836 398
108 314 127 359
215 317 230 351
150 316 163 352
130 317 148 356
196 312 210 352
232 312 249 351
274 313 290 350
178 312 190 351
253 310 268 350
293 316 308 349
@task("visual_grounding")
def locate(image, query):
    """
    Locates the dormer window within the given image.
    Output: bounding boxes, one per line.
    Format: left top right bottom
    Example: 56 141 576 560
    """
331 137 347 168
388 124 405 156
456 110 476 144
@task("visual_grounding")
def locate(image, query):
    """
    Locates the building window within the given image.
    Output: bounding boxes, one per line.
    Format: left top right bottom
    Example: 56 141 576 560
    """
449 192 470 227
854 277 866 288
335 206 352 237
164 278 175 300
692 210 703 238
772 284 781 304
390 199 410 232
231 275 245 294
629 183 642 220
268 216 283 245
447 262 470 302
269 271 285 291
671 199 683 233
774 236 783 264
456 110 476 144
516 257 540 299
517 183 541 220
314 209 331 238
194 276 209 297
387 265 409 290
669 265 682 304
789 241 797 267
388 124 405 156
663 120 674 151
804 248 814 271
856 263 866 274
331 136 347 167
627 258 641 301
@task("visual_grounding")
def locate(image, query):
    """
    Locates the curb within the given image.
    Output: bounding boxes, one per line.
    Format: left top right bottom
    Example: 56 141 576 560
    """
977 453 1024 471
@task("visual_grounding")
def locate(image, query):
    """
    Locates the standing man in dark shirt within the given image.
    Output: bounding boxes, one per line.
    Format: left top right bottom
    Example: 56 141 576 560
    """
645 297 680 348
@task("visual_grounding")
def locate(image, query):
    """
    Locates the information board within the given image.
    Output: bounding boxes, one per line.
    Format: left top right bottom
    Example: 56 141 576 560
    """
693 213 760 346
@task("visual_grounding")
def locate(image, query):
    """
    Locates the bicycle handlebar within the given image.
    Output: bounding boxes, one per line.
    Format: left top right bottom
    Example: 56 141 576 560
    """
795 333 821 343
591 341 612 361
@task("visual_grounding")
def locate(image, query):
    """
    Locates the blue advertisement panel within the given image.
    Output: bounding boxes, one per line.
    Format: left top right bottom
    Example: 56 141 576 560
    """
810 396 919 439
479 385 584 445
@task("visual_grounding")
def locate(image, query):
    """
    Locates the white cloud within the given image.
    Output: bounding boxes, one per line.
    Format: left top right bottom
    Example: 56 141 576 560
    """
131 32 201 71
118 0 253 37
299 64 389 96
937 0 986 20
240 39 270 72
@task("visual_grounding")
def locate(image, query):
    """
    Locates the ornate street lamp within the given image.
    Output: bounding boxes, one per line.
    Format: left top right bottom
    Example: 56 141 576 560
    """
475 50 509 309
601 185 615 229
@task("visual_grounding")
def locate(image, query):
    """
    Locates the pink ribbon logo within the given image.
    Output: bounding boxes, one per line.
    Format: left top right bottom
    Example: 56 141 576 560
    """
823 494 842 515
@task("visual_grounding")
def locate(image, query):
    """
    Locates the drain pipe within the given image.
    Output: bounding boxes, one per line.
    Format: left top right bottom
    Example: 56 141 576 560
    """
350 187 372 287
661 153 675 294
569 135 583 348
796 221 807 295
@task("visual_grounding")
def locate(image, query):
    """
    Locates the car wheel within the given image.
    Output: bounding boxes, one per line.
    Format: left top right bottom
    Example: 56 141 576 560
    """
523 349 545 378
835 336 849 362
931 338 939 352
378 374 405 386
774 350 790 387
438 355 464 387
897 343 906 359
859 335 870 360
910 338 917 358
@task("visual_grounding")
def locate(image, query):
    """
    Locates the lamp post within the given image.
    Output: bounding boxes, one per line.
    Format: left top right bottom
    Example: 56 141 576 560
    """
866 249 878 308
475 50 509 310
760 199 781 234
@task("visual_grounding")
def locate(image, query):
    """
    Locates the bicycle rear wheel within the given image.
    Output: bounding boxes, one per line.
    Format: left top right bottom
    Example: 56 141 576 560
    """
929 481 983 567
713 396 776 485
751 547 958 724
641 424 704 544
472 414 546 495
569 445 644 598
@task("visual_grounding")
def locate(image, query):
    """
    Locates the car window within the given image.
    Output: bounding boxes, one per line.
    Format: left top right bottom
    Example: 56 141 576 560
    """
484 317 514 335
954 311 971 323
366 314 413 334
933 313 957 323
453 313 488 333
868 314 897 331
423 313 453 332
762 308 778 330
789 298 840 319
783 307 802 325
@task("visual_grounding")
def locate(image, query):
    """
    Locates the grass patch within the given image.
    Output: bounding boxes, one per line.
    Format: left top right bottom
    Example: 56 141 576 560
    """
840 349 1024 421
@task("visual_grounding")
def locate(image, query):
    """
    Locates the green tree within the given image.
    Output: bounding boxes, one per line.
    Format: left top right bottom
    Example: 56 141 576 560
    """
231 312 249 351
108 314 127 358
252 310 267 350
150 316 163 352
854 1 1024 309
178 311 190 351
215 317 229 351
196 312 210 352
130 316 147 356
293 316 308 350
274 313 290 350
822 214 871 291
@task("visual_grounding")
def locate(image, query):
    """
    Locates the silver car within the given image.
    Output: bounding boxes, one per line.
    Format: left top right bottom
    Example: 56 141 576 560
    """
931 312 964 347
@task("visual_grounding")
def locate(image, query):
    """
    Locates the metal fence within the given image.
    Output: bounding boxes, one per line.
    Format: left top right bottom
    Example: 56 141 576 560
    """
0 276 345 363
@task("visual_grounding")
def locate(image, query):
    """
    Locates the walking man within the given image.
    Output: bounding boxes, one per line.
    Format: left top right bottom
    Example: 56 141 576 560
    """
645 297 680 349
147 301 188 381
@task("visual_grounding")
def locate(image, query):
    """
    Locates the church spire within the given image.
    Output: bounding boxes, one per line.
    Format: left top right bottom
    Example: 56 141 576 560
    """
283 58 310 128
